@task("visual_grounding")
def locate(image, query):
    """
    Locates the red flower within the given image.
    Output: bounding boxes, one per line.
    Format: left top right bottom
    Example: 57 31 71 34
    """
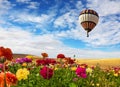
40 66 54 79
113 67 120 73
36 58 56 66
57 54 65 59
0 47 13 61
6 72 18 86
64 57 75 64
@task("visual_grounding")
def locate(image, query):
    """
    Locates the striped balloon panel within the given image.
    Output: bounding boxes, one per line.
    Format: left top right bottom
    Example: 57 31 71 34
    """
80 9 99 17
81 22 96 32
79 14 99 24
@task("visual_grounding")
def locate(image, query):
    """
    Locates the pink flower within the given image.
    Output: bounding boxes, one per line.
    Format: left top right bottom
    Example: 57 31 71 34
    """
75 66 87 78
40 66 54 79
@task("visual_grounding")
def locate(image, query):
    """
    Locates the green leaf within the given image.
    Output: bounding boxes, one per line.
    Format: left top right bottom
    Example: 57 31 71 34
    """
69 83 77 87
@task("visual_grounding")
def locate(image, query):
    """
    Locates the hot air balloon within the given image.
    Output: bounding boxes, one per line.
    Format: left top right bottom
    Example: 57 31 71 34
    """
79 9 99 37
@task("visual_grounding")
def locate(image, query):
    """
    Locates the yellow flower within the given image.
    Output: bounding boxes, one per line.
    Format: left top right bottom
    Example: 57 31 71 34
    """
16 68 30 81
96 83 100 86
71 67 77 71
86 67 93 74
91 83 94 86
22 63 27 67
55 67 58 70
26 55 33 59
114 73 118 77
112 70 114 72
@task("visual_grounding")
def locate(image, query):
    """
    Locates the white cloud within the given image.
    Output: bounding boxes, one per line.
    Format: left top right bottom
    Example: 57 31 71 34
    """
53 1 83 29
0 0 120 58
75 1 84 10
55 14 120 47
87 0 120 16
0 26 61 56
53 0 120 47
0 24 120 58
0 0 13 16
16 0 31 3
16 0 39 9
0 27 120 58
7 11 55 33
9 11 54 24
54 10 78 29
27 2 39 9
83 16 120 47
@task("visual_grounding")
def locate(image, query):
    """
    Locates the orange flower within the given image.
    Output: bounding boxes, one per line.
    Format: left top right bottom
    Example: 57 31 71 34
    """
0 47 13 61
41 53 48 58
0 72 4 87
0 72 17 87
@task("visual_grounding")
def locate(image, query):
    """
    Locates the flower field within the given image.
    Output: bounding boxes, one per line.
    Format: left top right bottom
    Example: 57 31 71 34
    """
0 47 120 87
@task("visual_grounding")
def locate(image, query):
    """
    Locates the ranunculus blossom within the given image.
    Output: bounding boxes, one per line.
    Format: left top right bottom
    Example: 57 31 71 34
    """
0 47 13 61
114 73 118 77
80 64 88 68
41 53 48 58
40 66 54 79
63 57 75 64
76 67 87 78
86 67 93 74
15 58 23 64
113 67 120 73
16 58 32 64
36 58 56 66
26 55 34 59
16 68 30 81
0 72 17 87
57 54 65 59
71 67 77 71
22 63 27 67
6 72 18 86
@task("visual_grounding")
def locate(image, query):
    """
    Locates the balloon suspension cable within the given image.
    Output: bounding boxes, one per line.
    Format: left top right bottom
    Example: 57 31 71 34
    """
87 31 89 37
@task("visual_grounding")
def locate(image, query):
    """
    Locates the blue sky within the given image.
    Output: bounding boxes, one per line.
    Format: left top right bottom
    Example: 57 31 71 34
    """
0 0 120 58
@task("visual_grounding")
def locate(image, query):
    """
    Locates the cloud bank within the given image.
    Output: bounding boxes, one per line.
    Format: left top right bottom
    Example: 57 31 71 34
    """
0 0 120 58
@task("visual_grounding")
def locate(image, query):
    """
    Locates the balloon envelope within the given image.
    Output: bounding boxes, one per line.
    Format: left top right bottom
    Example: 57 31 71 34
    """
79 9 99 37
